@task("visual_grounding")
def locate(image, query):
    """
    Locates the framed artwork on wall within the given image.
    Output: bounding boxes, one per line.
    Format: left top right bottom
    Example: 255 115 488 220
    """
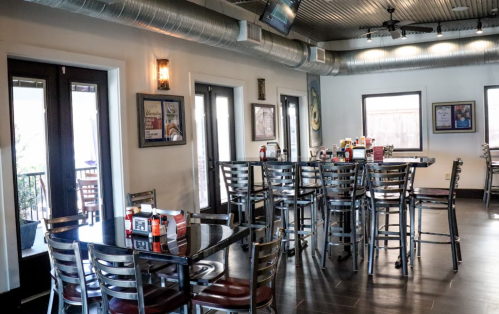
432 101 476 133
252 103 276 141
137 93 186 147
307 73 322 147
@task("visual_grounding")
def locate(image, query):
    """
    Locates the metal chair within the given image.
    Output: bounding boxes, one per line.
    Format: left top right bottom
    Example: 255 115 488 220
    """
192 229 283 314
89 243 189 314
157 212 233 286
127 189 157 208
45 234 101 314
300 164 325 224
411 158 463 271
482 143 499 208
220 162 270 247
264 162 316 266
366 163 410 276
319 163 365 271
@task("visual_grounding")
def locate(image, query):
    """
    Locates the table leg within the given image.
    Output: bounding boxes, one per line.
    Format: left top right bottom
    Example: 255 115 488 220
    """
178 264 191 314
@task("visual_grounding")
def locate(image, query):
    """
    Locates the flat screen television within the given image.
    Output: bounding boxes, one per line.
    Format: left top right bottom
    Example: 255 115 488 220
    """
259 0 301 35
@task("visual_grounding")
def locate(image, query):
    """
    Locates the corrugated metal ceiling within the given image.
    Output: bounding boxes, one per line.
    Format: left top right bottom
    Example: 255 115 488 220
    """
227 0 499 41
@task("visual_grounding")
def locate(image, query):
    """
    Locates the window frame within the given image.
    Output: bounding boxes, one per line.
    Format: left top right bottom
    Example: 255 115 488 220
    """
484 85 499 150
362 91 423 152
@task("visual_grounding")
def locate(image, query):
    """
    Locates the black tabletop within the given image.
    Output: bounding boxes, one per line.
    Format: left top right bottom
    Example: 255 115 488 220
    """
55 217 249 265
222 157 435 167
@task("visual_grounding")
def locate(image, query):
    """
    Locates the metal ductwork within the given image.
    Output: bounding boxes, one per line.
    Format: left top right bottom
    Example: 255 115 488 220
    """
24 0 499 76
335 35 499 75
24 0 337 75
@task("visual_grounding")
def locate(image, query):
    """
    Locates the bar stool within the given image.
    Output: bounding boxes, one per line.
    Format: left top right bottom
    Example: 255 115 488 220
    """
45 234 101 314
300 165 325 225
482 143 499 208
411 158 463 271
89 244 189 314
220 162 270 246
366 163 410 276
319 163 365 271
264 162 316 266
192 230 283 314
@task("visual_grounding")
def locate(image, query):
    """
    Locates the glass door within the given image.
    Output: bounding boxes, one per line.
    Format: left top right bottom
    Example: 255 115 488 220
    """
280 95 301 160
195 84 235 213
8 59 113 300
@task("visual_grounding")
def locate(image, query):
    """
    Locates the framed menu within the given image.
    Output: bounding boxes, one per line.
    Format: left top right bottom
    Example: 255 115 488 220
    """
137 93 186 147
432 101 476 134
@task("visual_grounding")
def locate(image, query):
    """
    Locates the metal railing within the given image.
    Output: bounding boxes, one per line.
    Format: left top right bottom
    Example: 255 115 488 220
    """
17 166 97 221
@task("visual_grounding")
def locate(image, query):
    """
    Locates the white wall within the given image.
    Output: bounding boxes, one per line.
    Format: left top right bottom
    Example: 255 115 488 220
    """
0 0 307 292
321 64 498 189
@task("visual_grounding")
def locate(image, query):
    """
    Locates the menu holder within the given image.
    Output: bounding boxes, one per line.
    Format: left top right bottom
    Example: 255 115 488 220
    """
373 146 384 161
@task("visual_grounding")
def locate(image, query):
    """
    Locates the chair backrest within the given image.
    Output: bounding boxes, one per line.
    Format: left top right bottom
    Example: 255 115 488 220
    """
89 243 145 314
187 212 234 228
449 158 464 200
45 234 92 312
483 143 492 167
366 163 410 203
127 189 157 208
318 163 359 201
42 214 88 234
84 173 98 178
220 162 251 198
78 179 99 203
249 229 283 312
264 162 299 198
300 165 321 186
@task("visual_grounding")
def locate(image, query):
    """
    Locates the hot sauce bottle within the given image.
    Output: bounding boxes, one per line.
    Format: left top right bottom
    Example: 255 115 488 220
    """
345 144 353 162
151 208 160 238
259 145 266 161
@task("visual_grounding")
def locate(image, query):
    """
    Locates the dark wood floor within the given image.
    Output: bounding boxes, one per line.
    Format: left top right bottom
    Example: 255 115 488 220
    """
21 198 499 314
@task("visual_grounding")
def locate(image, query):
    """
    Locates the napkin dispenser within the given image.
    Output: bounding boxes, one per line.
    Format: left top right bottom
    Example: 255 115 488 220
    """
266 142 280 160
132 212 151 236
352 146 366 161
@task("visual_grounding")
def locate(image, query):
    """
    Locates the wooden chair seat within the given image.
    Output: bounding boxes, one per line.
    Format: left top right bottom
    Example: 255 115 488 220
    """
192 277 272 310
413 188 455 198
63 282 102 302
157 260 225 285
108 284 188 314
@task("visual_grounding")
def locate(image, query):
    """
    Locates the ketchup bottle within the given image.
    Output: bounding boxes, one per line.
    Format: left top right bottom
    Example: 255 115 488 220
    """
345 144 353 162
125 208 133 235
259 146 266 161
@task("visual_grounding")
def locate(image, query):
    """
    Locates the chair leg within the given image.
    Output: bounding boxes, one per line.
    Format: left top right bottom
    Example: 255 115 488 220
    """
384 212 390 248
451 200 462 263
195 304 202 314
410 198 415 267
417 204 422 257
311 194 317 256
368 205 377 275
447 204 459 272
487 170 493 209
47 285 55 314
360 203 366 260
321 208 330 269
399 206 408 277
294 202 300 267
351 207 358 272
484 169 489 203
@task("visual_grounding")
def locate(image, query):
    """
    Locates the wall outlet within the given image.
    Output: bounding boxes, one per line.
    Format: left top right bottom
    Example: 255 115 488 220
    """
445 173 451 180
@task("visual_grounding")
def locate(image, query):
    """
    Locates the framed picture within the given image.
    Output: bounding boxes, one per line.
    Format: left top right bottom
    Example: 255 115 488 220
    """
432 101 476 133
252 104 276 141
307 73 322 147
137 93 186 147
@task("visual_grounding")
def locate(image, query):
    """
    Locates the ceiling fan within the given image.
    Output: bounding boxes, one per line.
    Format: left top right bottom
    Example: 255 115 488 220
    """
362 7 433 39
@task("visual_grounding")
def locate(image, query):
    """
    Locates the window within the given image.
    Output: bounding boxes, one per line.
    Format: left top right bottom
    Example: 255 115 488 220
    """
362 91 422 151
485 86 499 149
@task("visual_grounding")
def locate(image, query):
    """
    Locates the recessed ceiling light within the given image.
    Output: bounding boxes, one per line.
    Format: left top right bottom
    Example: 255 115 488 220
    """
452 6 469 12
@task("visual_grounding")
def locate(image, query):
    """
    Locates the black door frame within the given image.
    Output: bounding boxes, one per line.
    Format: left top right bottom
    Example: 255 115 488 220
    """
280 94 301 158
195 83 236 214
7 59 114 301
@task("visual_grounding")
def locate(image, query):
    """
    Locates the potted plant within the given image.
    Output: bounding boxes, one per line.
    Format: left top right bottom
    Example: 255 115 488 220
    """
18 175 38 250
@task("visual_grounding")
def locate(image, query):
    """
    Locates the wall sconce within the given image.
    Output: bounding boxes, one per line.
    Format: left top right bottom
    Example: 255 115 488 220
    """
157 59 170 90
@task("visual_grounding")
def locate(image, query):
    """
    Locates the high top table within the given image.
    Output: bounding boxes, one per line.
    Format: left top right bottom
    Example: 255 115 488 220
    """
54 217 249 314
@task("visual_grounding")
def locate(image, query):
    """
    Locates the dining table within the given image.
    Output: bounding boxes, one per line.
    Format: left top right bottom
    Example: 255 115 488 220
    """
54 217 250 314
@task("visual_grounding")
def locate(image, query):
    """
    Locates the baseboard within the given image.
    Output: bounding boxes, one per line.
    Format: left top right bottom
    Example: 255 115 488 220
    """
0 288 21 312
456 189 484 199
